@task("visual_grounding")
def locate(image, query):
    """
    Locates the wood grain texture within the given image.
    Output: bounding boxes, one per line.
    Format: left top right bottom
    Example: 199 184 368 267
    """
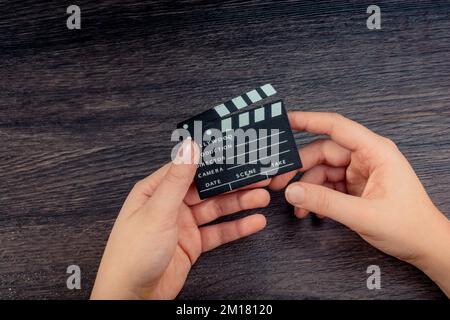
1 0 450 299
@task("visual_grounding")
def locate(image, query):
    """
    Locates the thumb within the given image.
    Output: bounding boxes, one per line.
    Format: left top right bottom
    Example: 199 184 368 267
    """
146 138 199 217
285 182 367 230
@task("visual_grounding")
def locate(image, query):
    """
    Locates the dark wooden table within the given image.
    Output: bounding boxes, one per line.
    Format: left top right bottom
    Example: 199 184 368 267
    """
1 0 449 299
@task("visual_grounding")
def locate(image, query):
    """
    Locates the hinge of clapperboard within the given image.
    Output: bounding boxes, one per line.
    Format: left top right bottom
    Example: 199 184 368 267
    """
178 84 283 132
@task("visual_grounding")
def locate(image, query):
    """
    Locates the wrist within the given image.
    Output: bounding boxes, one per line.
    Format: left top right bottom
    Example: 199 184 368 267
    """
91 287 143 300
91 280 144 300
91 272 150 300
412 210 450 297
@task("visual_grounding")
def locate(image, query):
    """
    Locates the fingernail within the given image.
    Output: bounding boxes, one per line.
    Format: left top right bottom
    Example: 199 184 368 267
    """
175 138 193 164
286 184 305 205
190 139 200 164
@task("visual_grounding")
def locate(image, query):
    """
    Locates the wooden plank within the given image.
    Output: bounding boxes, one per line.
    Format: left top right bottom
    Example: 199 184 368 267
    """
0 0 449 299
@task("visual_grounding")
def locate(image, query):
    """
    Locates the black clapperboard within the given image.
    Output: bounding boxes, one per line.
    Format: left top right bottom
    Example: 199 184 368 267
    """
177 84 302 199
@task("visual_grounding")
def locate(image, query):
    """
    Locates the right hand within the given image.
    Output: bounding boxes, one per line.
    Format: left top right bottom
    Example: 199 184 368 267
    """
269 112 450 297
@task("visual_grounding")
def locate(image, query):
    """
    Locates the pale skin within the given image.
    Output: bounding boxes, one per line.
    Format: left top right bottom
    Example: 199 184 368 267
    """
91 112 450 299
91 139 270 299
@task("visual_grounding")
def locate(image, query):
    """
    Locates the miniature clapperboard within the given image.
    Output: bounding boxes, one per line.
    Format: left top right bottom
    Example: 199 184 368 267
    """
177 84 302 199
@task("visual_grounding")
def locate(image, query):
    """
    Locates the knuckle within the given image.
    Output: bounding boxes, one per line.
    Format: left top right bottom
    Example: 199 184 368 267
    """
133 179 146 190
261 191 271 207
329 112 345 122
212 201 225 219
320 138 333 153
309 139 329 161
219 222 229 242
382 137 398 150
316 189 332 214
237 192 247 211
132 178 159 196
166 166 189 183
235 218 246 237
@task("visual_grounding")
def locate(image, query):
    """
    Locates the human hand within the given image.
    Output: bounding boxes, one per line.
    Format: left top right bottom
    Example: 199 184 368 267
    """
91 139 270 299
270 112 450 297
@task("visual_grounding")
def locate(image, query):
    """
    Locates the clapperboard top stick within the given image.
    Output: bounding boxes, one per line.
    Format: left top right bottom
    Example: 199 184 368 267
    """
176 84 302 199
177 84 277 130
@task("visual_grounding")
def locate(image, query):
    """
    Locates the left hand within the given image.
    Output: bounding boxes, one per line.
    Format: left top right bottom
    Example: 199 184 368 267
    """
91 139 270 299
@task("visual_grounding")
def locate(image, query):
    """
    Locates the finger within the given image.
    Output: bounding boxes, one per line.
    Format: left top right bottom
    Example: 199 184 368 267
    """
288 112 381 151
300 139 351 171
286 182 367 230
302 165 346 184
192 189 270 226
268 170 298 192
294 207 309 219
269 139 350 191
293 165 346 219
294 173 338 219
121 163 171 214
121 138 204 214
184 178 271 206
144 139 199 219
200 214 267 252
315 182 335 219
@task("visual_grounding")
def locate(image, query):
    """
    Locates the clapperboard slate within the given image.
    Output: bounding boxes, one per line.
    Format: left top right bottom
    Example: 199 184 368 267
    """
177 84 302 199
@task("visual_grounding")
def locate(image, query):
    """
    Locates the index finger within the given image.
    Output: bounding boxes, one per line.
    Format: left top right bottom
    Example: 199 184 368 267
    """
288 112 380 151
